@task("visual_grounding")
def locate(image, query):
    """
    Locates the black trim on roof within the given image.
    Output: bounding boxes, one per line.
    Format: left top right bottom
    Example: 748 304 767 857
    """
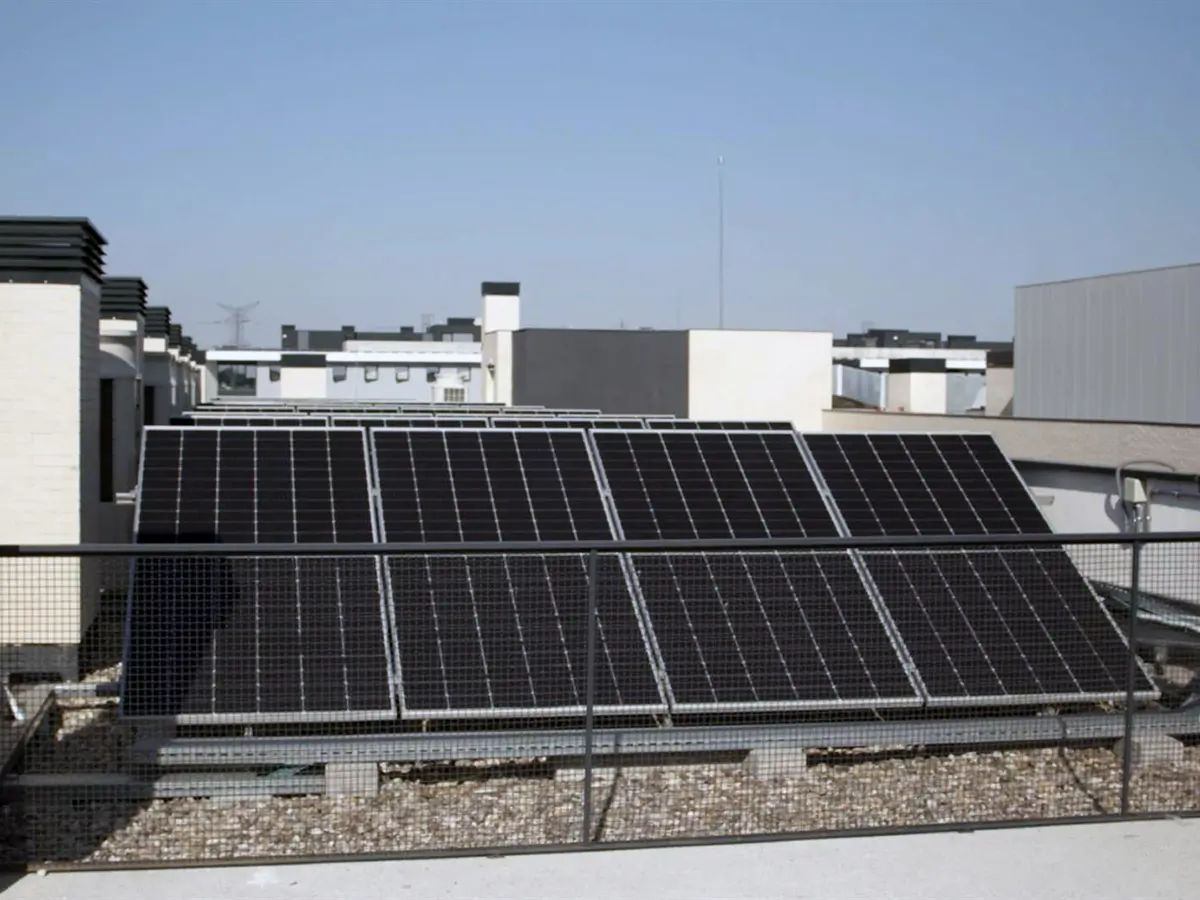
280 353 328 368
481 281 520 296
888 358 947 373
144 306 171 337
100 276 148 319
0 217 107 285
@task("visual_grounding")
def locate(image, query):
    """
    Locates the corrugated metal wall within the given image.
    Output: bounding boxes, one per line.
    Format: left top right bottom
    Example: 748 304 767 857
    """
1014 263 1200 424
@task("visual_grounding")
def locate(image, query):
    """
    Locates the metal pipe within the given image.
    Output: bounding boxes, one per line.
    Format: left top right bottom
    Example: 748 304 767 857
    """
581 549 599 844
1120 539 1143 815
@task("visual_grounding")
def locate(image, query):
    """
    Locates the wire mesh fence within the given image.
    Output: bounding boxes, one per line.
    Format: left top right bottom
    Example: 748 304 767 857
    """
0 536 1198 868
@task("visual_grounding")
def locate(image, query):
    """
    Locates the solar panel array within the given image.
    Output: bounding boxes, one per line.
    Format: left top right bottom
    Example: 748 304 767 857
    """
802 433 1151 703
122 405 1151 725
591 431 918 710
372 428 665 716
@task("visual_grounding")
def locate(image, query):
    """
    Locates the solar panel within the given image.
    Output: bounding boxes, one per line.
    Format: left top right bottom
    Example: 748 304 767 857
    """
330 416 491 429
802 432 1154 705
591 430 919 710
590 431 841 541
490 417 645 430
371 427 666 718
179 416 328 427
123 426 395 723
646 420 794 431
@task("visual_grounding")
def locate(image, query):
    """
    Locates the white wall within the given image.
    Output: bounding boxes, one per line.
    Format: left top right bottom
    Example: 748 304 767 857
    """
482 291 519 406
0 282 93 644
686 330 832 430
1019 465 1200 604
279 367 329 399
886 372 947 414
482 331 513 404
986 367 1014 417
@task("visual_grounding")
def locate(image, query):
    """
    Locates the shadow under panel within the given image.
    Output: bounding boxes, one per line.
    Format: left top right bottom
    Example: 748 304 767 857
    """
122 556 394 722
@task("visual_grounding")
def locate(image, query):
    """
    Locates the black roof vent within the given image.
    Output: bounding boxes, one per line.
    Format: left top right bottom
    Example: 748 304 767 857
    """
145 306 171 337
481 281 520 296
167 324 183 348
100 276 148 319
0 217 107 285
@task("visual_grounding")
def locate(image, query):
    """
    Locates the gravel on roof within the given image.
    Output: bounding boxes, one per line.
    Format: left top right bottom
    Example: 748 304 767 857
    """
2 700 1197 867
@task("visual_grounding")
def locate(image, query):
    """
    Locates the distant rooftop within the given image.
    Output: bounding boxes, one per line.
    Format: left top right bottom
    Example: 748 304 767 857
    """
279 316 480 351
834 328 1011 351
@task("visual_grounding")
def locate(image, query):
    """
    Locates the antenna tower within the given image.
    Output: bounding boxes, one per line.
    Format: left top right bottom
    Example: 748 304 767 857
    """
217 302 259 349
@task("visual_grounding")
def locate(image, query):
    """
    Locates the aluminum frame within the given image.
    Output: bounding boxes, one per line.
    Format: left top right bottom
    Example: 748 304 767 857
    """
121 425 399 726
369 426 671 720
134 708 1200 767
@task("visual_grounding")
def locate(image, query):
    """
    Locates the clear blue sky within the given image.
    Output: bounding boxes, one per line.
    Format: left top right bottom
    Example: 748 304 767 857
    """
2 0 1197 348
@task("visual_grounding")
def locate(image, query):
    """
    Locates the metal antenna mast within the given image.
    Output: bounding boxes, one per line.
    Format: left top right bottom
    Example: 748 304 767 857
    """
217 302 259 349
717 155 725 329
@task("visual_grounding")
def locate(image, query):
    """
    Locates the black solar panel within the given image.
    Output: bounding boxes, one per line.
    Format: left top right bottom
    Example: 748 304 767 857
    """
631 552 918 710
591 431 840 540
371 428 665 717
803 432 1152 703
490 417 645 430
181 416 328 427
646 420 794 431
388 554 665 717
591 430 918 709
123 427 394 723
330 416 491 429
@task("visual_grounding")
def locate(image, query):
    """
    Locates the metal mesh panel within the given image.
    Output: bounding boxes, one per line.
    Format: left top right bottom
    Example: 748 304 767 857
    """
0 539 1197 868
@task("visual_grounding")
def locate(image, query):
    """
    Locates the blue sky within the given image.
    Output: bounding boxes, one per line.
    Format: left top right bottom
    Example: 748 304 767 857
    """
2 1 1197 347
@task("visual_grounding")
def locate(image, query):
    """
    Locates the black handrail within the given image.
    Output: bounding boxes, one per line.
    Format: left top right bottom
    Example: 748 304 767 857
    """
3 530 1199 557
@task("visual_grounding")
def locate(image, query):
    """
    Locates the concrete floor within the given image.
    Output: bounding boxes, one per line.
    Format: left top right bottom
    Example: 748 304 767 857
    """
2 819 1194 900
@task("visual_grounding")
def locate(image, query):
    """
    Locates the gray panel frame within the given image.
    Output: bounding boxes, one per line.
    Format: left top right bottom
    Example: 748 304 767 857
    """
122 425 398 725
369 426 670 720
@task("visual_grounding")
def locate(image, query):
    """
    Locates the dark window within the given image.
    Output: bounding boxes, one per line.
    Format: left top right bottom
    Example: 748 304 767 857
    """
100 379 114 502
143 384 155 427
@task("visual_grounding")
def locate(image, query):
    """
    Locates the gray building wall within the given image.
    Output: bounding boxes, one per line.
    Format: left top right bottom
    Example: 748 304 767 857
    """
511 329 688 415
1015 263 1200 424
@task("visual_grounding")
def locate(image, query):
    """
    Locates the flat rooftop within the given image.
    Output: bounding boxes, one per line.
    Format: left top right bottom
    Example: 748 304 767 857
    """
3 818 1194 900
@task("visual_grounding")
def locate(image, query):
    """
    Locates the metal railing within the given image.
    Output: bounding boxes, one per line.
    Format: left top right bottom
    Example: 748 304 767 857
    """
0 531 1197 869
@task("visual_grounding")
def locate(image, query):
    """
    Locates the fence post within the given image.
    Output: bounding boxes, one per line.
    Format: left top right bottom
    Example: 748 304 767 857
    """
581 548 599 843
1119 538 1143 816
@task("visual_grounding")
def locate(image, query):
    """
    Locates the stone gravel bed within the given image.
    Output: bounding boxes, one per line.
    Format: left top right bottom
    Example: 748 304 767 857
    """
2 699 1198 866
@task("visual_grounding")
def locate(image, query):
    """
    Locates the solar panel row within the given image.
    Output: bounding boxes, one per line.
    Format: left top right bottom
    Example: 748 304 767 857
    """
123 424 1152 725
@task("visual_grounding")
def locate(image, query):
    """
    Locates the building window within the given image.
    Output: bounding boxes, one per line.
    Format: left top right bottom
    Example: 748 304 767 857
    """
425 367 440 383
442 386 466 403
364 365 379 383
332 365 347 383
143 384 156 427
394 366 410 383
100 379 114 502
268 366 281 382
216 364 256 396
459 367 471 382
